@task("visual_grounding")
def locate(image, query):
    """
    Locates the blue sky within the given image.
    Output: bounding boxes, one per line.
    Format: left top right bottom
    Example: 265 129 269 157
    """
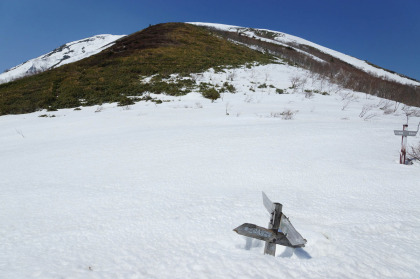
1 0 419 80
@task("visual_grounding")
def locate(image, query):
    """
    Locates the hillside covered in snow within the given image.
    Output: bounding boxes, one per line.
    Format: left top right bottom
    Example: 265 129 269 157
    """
190 22 420 87
0 34 125 84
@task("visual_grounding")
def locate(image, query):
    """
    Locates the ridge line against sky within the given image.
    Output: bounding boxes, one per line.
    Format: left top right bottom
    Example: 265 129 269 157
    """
0 0 419 81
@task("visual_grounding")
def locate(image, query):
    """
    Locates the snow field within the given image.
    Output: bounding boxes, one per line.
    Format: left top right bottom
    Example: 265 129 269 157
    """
1 63 419 278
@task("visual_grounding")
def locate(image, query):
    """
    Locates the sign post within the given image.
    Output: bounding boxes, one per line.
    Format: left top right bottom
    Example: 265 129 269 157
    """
394 123 419 164
234 192 307 256
264 201 282 256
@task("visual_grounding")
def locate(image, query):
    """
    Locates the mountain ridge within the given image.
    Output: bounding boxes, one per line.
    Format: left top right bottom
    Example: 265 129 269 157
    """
0 23 272 115
190 22 419 86
2 22 418 87
0 22 419 116
0 34 125 84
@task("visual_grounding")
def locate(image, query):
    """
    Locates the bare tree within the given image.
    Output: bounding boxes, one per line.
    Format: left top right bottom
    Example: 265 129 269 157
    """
340 92 358 110
271 109 299 120
289 75 301 89
289 75 307 93
299 77 308 92
408 141 420 161
402 106 420 124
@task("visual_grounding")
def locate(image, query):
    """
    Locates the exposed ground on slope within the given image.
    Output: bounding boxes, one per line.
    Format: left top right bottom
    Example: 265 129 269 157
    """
0 23 272 115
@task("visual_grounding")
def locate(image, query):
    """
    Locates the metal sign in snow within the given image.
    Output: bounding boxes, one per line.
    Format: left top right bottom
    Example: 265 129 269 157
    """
234 223 277 242
261 192 306 247
233 192 307 256
394 130 418 136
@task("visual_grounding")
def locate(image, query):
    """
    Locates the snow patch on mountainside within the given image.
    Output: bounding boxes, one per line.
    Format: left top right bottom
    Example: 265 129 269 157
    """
189 22 419 86
0 34 125 84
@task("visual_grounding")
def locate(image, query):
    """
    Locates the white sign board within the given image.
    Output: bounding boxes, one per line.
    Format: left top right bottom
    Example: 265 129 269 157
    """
394 130 418 136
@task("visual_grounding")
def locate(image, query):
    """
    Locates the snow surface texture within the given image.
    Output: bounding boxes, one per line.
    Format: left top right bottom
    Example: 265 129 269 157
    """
1 63 419 278
0 34 125 84
189 22 420 87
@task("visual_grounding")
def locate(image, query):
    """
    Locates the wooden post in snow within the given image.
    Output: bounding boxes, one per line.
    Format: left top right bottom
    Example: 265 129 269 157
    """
264 202 282 256
394 123 419 164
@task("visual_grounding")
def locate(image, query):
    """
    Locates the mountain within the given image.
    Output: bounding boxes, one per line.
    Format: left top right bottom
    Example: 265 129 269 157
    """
0 23 271 115
0 22 419 116
1 23 420 278
190 23 419 107
190 22 419 86
0 34 125 84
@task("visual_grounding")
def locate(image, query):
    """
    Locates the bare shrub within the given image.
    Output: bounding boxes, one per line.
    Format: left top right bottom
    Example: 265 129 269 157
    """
363 113 379 121
316 75 328 92
194 102 203 109
340 92 357 101
408 141 420 161
304 90 314 99
290 75 306 92
299 77 308 92
393 101 400 113
341 100 351 111
289 75 301 89
244 95 253 103
271 109 298 120
377 100 392 111
402 105 420 118
332 84 344 94
270 112 282 118
340 92 358 110
359 104 375 118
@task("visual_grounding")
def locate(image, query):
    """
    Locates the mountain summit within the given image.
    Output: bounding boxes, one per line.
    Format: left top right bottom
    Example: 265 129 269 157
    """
0 22 418 116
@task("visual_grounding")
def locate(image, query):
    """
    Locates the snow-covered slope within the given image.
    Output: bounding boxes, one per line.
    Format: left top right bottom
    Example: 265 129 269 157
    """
1 62 419 278
0 34 125 84
190 22 420 86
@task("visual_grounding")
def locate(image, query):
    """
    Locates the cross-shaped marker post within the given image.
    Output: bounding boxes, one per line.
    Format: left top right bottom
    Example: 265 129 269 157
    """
234 192 307 256
394 123 419 164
